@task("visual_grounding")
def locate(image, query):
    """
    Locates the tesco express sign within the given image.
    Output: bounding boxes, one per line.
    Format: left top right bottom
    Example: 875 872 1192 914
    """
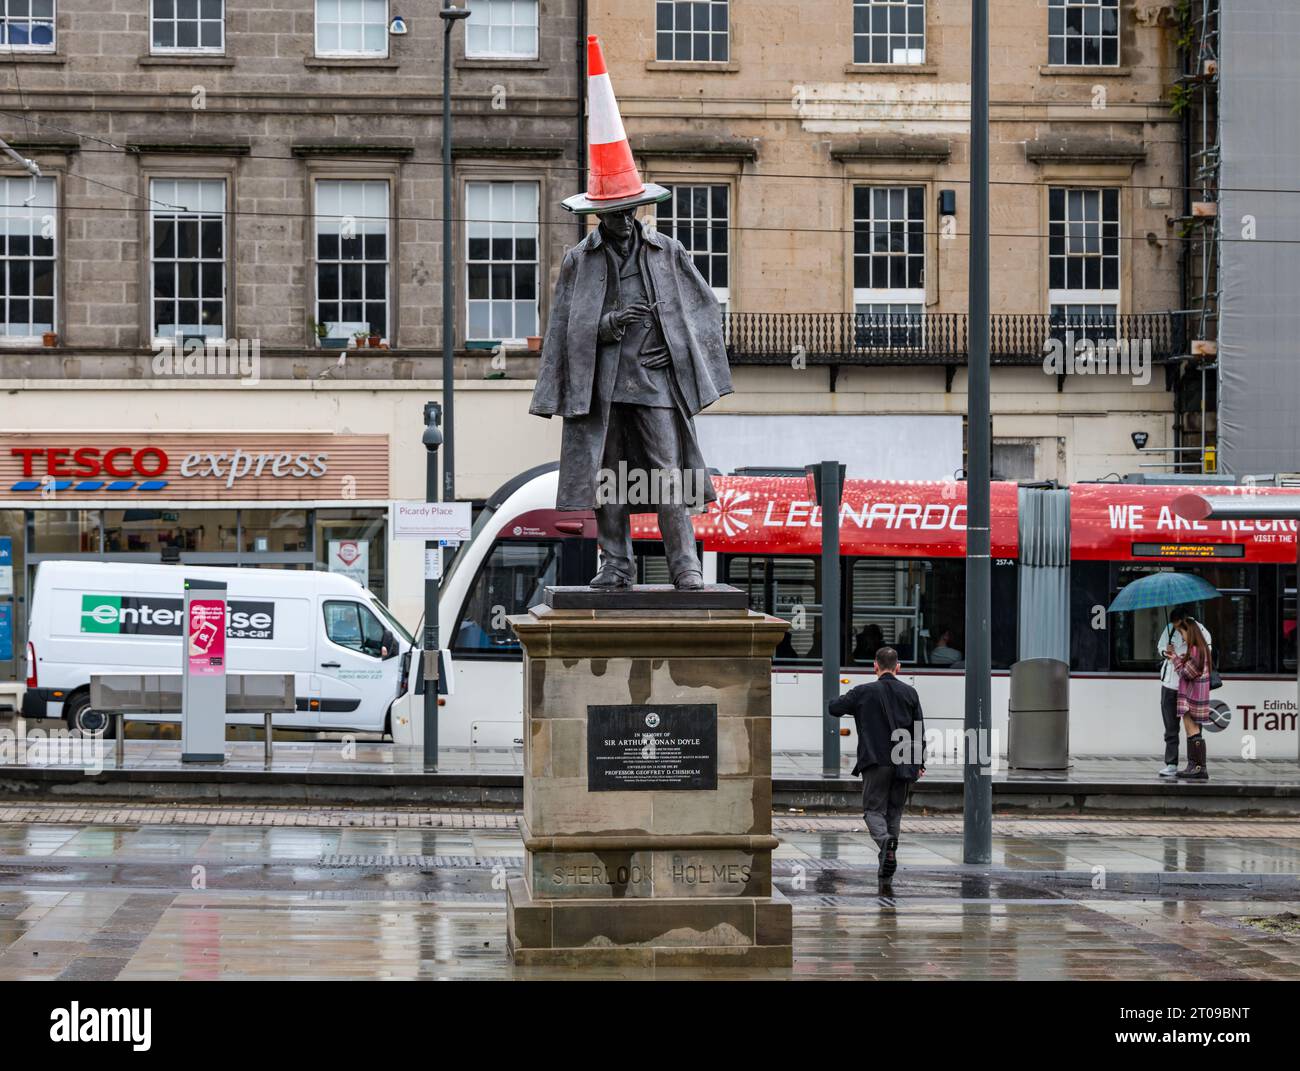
10 446 330 491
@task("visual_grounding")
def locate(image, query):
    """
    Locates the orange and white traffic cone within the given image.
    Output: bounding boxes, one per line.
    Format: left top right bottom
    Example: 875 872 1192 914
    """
562 35 670 215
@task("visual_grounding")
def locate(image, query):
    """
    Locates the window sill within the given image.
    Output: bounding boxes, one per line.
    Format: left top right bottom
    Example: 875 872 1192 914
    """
1040 65 1131 78
843 63 937 76
644 60 739 73
305 56 399 70
140 54 235 67
456 57 548 71
1 51 65 64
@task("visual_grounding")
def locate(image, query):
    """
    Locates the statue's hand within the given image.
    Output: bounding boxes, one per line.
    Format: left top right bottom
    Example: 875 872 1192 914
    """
615 302 653 327
640 352 671 369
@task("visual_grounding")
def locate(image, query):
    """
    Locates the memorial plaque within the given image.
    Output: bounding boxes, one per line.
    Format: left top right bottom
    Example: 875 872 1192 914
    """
587 704 717 791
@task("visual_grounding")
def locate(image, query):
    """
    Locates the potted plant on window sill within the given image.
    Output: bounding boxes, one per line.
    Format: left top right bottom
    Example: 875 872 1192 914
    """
352 330 369 350
367 332 382 348
41 331 57 347
314 321 347 349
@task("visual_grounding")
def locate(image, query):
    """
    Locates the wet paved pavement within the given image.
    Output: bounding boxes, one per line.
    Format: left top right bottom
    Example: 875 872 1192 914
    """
5 732 1300 789
0 808 1297 980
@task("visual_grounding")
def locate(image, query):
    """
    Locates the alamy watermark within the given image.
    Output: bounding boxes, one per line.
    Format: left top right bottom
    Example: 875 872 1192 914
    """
152 337 261 385
595 462 708 509
0 723 105 774
1042 331 1151 387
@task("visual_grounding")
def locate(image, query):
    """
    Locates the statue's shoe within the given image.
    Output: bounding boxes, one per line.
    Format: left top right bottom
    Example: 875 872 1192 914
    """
674 571 704 591
589 566 633 590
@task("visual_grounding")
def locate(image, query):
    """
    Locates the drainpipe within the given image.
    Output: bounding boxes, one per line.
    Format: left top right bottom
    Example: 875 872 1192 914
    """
576 0 587 244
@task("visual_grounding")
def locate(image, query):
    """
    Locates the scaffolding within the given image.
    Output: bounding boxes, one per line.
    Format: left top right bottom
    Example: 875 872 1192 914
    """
1172 0 1220 475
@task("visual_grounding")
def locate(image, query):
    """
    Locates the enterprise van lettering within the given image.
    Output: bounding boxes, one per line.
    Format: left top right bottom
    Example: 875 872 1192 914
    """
79 595 275 640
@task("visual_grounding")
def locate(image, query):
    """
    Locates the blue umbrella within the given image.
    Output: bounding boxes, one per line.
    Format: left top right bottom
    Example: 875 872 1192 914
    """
1106 571 1222 614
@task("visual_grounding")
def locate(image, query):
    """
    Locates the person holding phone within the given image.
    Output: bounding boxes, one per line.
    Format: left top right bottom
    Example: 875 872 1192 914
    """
1155 606 1212 777
1168 617 1213 780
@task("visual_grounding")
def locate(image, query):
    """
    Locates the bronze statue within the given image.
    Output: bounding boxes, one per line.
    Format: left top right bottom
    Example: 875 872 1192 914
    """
529 41 732 591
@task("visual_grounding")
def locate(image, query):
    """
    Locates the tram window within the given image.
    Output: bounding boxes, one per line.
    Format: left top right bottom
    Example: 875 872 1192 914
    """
634 548 671 586
1110 565 1259 673
848 558 966 668
725 555 821 664
453 540 560 655
1281 571 1296 673
848 559 927 666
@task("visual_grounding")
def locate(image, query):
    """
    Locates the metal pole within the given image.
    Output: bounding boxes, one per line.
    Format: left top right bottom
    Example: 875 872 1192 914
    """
441 18 456 504
424 401 442 771
264 711 273 766
963 0 993 864
819 462 843 778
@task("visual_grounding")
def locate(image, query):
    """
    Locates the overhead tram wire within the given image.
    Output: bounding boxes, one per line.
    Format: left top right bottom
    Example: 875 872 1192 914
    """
13 135 1300 200
0 193 1290 249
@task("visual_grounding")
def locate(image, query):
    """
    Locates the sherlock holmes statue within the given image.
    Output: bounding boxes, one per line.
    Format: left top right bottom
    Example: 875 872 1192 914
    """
529 37 733 591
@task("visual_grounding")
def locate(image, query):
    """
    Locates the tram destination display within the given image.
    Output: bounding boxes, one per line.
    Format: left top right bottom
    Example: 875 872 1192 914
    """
587 704 717 791
1131 542 1246 559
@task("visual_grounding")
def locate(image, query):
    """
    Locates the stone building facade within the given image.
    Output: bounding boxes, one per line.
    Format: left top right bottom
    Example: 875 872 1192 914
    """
0 0 1196 682
0 0 583 675
593 0 1191 483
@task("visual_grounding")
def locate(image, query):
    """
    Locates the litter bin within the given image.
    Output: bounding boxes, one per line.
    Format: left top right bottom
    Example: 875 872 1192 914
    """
1007 657 1070 770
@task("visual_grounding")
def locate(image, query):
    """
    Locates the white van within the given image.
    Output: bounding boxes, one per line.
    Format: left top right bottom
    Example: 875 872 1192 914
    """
23 560 418 736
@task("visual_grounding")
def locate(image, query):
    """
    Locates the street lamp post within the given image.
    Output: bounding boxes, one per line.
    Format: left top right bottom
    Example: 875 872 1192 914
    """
808 461 845 778
422 401 443 770
440 5 471 504
964 0 994 864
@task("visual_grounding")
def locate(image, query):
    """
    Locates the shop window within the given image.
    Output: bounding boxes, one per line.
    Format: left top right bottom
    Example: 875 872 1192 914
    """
241 509 309 553
103 509 237 554
32 510 102 553
454 540 559 654
323 599 387 657
317 507 387 599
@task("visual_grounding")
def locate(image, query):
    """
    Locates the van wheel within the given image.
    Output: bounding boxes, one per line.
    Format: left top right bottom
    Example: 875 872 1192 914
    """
65 692 114 738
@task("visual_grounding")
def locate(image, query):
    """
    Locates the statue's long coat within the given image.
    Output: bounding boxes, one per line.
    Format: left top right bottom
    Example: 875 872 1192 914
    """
529 223 733 511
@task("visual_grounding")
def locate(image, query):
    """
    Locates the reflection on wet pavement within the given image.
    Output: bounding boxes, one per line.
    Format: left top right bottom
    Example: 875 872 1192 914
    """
0 816 1297 980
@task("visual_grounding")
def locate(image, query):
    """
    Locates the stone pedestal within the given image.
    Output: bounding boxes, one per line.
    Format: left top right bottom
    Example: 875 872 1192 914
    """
506 590 792 968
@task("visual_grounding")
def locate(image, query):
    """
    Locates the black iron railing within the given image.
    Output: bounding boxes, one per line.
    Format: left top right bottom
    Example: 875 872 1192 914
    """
724 311 1181 365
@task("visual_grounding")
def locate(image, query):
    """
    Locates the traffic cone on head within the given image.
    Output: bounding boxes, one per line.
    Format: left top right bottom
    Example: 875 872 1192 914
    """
562 35 670 215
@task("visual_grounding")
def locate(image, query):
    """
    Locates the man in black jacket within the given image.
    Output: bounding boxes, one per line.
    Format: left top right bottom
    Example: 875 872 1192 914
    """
829 646 926 883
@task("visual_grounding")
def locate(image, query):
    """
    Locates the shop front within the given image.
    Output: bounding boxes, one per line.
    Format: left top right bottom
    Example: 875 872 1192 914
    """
0 432 390 682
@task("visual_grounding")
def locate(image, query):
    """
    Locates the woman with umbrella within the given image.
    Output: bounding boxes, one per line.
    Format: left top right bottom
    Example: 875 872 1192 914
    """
1107 573 1218 779
1165 614 1213 780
